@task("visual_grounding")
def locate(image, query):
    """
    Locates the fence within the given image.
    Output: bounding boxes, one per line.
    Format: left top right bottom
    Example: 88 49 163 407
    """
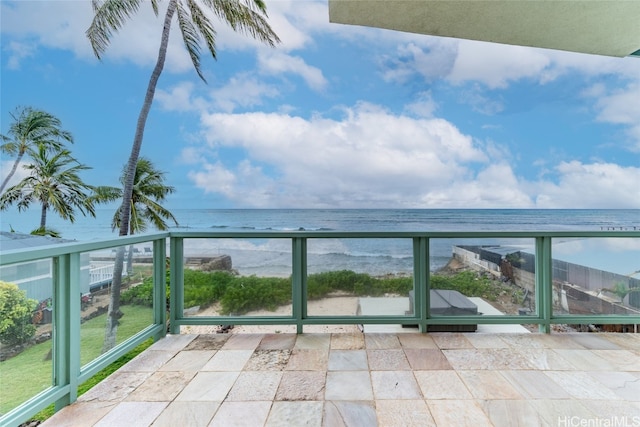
1 230 639 427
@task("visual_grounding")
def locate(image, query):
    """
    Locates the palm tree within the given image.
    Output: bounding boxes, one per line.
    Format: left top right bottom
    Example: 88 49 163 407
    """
110 157 178 236
86 0 279 350
96 157 178 350
0 145 97 230
86 1 279 239
1 107 74 194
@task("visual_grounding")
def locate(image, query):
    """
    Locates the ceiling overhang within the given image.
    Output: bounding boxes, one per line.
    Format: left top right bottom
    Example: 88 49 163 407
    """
328 0 640 57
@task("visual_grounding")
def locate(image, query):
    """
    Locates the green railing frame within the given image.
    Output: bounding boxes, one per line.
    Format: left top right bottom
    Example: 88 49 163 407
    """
169 230 640 334
0 233 168 427
1 229 638 426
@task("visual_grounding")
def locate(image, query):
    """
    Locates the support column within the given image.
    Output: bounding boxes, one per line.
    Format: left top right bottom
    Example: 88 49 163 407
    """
169 237 184 335
292 237 307 334
536 236 552 333
53 252 80 410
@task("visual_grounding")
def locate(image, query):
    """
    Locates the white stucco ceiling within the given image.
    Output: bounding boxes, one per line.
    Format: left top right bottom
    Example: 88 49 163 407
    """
328 0 640 57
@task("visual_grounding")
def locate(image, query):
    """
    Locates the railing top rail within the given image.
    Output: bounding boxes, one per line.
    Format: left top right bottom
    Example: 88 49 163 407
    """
169 229 640 239
2 229 638 266
0 232 169 266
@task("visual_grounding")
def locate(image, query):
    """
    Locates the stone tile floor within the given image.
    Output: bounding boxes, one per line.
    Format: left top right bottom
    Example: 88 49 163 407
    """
42 332 640 426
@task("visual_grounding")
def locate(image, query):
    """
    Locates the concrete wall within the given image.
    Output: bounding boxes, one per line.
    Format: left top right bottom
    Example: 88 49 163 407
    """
453 245 640 313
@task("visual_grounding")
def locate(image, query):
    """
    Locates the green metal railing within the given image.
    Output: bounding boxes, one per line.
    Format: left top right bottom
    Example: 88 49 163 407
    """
1 230 638 426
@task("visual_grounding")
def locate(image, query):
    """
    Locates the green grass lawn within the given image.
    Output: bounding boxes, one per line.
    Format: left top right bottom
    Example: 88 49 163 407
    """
0 305 153 415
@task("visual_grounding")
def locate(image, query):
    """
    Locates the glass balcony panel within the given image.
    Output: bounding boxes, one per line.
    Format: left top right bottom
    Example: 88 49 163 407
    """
0 258 54 414
429 238 537 326
306 238 414 317
80 246 154 366
551 237 640 317
181 238 293 322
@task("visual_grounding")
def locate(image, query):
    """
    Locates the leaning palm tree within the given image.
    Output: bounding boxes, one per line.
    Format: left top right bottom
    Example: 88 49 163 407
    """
0 146 97 230
87 0 279 351
86 0 279 239
1 107 74 193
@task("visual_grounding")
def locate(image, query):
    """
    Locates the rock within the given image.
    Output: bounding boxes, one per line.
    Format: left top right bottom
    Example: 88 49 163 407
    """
202 255 232 271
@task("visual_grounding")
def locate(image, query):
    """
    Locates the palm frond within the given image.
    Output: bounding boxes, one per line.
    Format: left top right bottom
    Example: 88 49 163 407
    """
204 0 280 47
30 227 61 238
175 1 205 81
187 0 217 61
87 0 145 59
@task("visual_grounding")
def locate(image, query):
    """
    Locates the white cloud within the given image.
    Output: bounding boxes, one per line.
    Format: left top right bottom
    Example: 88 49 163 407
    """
0 0 285 75
420 163 533 208
448 40 551 89
156 74 280 113
258 51 328 91
0 160 31 188
211 74 280 112
534 161 640 208
156 81 206 112
5 40 37 70
379 35 639 90
188 103 496 207
0 1 95 58
403 91 438 118
188 161 238 196
588 82 640 151
182 102 640 208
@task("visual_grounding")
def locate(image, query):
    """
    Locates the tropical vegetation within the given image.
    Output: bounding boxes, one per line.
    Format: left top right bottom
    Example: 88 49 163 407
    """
108 157 178 235
122 269 508 316
0 107 73 194
0 281 38 346
97 157 178 351
0 146 98 233
86 0 280 352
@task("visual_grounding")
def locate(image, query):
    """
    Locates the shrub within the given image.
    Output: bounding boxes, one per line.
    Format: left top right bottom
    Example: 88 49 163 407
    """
0 281 38 346
121 278 156 306
184 270 234 308
121 269 236 309
120 268 505 315
220 276 290 315
431 271 501 301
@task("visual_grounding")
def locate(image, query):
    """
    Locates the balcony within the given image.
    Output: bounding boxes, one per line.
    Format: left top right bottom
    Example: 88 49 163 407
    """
1 230 639 426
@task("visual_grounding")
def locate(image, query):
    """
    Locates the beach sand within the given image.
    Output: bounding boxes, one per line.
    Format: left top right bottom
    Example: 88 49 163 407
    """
181 296 361 334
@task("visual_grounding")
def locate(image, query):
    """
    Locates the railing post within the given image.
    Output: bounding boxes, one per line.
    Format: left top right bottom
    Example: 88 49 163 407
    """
536 236 552 333
292 237 307 334
53 252 81 411
413 237 429 333
169 237 184 335
153 239 168 341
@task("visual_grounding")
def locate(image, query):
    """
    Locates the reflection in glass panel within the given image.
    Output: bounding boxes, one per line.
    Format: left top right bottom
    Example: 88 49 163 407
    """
181 238 293 328
551 238 640 317
81 246 154 366
0 258 54 414
306 238 414 317
429 239 537 331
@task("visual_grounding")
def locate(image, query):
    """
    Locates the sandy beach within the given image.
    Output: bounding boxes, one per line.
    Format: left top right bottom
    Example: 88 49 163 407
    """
181 296 362 334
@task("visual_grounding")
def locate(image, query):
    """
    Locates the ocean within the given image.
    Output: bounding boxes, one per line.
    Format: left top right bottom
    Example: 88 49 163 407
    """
2 209 638 277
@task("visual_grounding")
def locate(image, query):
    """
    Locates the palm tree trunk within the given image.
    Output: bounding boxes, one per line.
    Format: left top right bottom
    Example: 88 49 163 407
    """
102 246 125 352
40 202 47 229
127 244 134 274
0 153 24 194
104 0 177 352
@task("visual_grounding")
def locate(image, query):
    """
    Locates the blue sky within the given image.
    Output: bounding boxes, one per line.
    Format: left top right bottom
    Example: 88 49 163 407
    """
1 0 639 210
